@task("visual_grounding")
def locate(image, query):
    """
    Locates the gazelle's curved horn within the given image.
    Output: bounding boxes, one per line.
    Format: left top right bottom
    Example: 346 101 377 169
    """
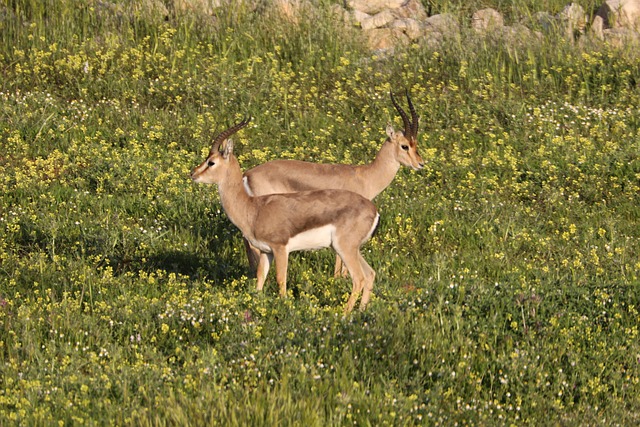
211 116 252 151
405 90 419 141
390 91 411 138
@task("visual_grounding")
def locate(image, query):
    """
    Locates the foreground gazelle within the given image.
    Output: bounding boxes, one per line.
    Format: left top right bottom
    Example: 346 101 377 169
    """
191 117 379 313
242 90 424 276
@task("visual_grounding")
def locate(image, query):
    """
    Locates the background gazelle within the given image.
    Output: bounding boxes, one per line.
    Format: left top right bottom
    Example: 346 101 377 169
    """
191 117 379 313
243 90 424 276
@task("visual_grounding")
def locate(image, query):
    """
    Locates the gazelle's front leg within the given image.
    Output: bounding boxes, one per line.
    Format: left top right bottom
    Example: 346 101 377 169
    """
272 246 289 297
336 249 367 314
256 252 273 291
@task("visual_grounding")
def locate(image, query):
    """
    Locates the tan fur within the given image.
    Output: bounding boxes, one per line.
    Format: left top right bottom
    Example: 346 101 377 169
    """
191 122 379 313
243 92 424 276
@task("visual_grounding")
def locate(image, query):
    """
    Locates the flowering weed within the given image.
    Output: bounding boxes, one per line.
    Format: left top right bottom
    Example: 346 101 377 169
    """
1 0 639 424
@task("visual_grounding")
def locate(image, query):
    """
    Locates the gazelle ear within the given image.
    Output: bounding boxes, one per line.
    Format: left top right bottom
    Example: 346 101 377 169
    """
386 124 396 138
221 138 234 159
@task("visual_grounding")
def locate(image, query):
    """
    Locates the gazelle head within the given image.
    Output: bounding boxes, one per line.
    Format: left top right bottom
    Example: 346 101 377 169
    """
387 90 424 171
191 117 251 184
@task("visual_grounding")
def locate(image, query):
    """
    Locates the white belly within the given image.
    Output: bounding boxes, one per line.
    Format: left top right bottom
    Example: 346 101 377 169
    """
286 225 335 252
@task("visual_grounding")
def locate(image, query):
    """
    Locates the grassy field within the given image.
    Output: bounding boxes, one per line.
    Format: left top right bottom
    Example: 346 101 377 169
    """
1 0 639 425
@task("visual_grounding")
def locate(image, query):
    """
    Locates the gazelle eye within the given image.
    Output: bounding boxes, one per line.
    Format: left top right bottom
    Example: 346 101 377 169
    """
401 145 409 151
207 160 215 167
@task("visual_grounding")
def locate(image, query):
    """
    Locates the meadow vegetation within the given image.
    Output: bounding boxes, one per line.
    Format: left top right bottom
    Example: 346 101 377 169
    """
1 0 639 424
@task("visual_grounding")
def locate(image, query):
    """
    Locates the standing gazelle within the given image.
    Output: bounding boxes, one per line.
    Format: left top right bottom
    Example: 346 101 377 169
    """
242 90 423 276
191 117 379 313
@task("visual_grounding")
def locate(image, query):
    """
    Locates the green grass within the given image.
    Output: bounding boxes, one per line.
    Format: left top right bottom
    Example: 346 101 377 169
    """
1 0 640 425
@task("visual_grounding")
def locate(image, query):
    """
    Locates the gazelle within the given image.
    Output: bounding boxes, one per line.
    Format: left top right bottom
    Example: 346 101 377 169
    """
242 90 424 276
191 117 379 313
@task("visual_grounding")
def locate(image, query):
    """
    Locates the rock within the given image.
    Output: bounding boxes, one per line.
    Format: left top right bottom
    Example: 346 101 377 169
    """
531 11 558 34
417 13 460 47
558 2 586 39
348 0 406 15
603 26 640 46
424 13 459 35
500 23 541 44
352 9 372 26
390 17 424 40
472 8 504 32
591 14 606 38
365 27 408 51
351 0 432 50
272 0 303 22
360 9 396 31
594 0 640 31
392 0 428 21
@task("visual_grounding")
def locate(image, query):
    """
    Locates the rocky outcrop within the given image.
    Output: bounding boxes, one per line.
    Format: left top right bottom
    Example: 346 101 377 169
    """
343 0 640 52
591 0 640 45
471 7 541 45
91 0 640 53
347 0 430 50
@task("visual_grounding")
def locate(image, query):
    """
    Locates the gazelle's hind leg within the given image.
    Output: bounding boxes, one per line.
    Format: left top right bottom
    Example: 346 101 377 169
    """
335 246 368 313
357 254 375 310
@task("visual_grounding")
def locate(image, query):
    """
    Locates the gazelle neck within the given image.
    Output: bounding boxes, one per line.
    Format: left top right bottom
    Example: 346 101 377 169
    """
217 157 257 232
357 141 401 199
